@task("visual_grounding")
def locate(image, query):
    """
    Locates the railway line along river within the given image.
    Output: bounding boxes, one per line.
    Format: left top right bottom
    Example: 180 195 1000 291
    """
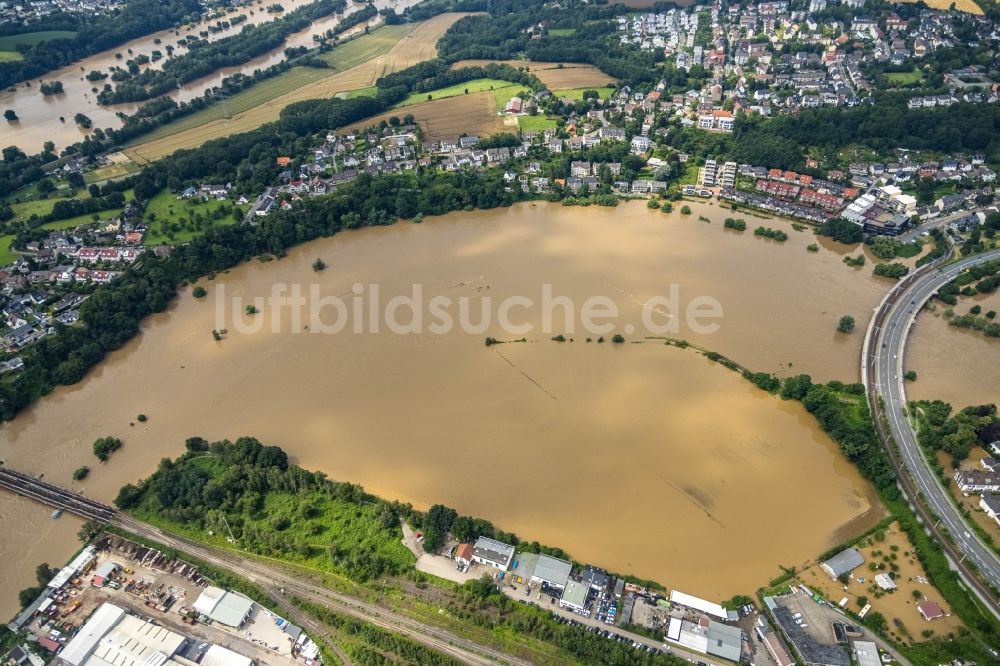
0 200 907 618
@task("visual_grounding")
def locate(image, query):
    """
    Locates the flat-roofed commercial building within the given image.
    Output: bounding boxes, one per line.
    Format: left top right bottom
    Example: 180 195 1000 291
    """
559 581 590 613
530 555 572 590
471 537 515 571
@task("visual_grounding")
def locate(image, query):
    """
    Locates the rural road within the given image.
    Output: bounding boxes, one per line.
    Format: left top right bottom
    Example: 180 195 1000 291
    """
863 247 1000 619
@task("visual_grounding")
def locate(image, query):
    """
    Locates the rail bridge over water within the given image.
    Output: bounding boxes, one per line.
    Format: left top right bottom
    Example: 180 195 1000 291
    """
0 465 116 522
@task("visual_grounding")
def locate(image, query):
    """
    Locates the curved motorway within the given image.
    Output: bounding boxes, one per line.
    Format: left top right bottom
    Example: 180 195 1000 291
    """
863 248 1000 617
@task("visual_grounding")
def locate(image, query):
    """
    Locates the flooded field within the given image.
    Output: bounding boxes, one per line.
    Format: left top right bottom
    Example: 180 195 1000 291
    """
0 200 892 619
908 289 1000 408
799 522 963 643
0 0 416 153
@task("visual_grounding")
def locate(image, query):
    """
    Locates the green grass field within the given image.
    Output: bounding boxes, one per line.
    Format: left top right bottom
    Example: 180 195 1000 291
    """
553 87 615 101
141 188 244 245
547 28 576 37
493 84 530 112
318 23 415 71
8 189 89 221
518 115 558 132
398 78 517 107
340 86 376 98
887 70 923 85
0 30 76 50
41 208 123 231
0 235 16 266
0 51 22 62
123 25 416 149
122 67 336 147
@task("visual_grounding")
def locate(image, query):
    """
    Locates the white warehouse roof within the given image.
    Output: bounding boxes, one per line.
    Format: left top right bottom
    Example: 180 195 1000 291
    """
201 645 253 666
531 555 572 588
193 587 255 628
669 590 729 620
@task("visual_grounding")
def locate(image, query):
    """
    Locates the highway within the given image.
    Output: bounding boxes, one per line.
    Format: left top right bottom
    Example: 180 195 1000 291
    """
863 248 1000 618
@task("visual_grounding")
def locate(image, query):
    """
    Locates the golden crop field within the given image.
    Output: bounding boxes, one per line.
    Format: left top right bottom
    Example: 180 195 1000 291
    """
348 91 507 140
893 0 983 13
450 59 617 89
125 13 476 163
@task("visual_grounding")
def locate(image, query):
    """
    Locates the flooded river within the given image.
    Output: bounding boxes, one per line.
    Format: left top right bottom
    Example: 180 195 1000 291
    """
0 200 893 618
908 289 1000 408
0 0 415 153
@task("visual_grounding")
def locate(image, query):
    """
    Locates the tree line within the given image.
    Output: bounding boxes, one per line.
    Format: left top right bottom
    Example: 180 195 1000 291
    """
96 0 346 105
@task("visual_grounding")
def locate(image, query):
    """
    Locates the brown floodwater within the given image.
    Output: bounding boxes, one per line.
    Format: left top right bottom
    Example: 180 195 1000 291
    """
0 0 415 153
0 200 892 619
908 289 1000 408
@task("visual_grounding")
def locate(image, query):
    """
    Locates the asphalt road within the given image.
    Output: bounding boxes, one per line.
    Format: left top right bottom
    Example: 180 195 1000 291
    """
863 248 1000 618
113 516 530 666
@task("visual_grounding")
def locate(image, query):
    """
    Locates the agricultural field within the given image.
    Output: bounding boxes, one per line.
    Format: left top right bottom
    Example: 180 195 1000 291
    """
124 13 473 163
493 84 530 111
892 0 982 13
0 30 76 50
517 115 558 132
450 59 617 89
351 91 507 140
397 78 518 107
553 86 615 101
0 51 22 62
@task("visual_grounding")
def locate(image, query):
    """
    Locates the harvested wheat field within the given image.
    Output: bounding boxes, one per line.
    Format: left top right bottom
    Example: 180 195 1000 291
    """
893 0 982 13
451 59 617 89
348 91 506 140
125 13 476 163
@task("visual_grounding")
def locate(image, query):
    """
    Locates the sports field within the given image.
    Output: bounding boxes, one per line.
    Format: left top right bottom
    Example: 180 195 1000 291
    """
124 14 474 163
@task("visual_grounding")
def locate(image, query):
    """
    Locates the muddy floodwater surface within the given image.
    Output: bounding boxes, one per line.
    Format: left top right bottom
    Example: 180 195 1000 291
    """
0 201 895 618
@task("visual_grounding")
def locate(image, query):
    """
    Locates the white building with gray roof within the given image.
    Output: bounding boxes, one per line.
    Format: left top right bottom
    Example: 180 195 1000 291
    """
471 536 515 571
